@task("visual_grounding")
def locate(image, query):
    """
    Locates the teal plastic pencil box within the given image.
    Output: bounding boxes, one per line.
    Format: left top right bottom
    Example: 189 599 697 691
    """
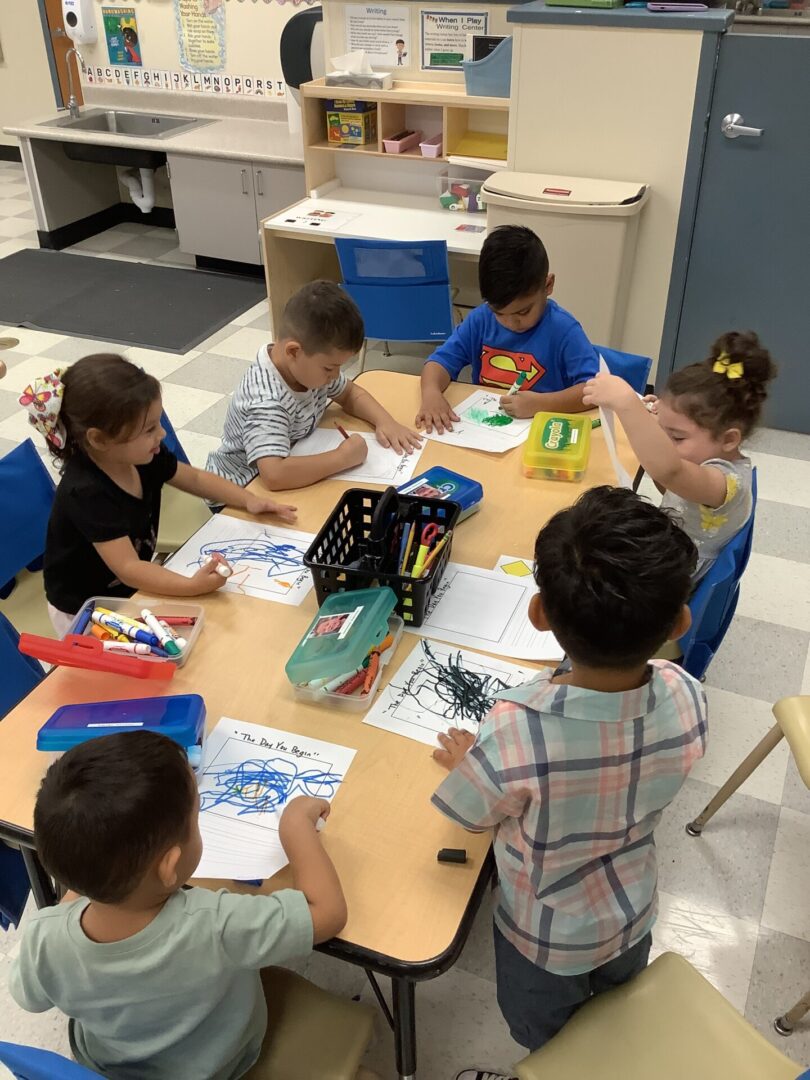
36 694 207 771
398 467 483 522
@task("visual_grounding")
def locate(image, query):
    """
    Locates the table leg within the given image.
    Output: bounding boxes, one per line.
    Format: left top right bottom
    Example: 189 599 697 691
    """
21 846 58 908
392 976 417 1080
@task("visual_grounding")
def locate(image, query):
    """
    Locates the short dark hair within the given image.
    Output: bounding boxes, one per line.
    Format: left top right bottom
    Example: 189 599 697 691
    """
666 330 776 439
278 280 365 356
34 732 196 904
479 226 549 310
56 354 161 466
534 486 697 668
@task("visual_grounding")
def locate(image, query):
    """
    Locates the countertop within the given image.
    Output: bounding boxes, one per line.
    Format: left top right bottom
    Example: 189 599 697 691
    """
4 109 305 167
507 2 734 30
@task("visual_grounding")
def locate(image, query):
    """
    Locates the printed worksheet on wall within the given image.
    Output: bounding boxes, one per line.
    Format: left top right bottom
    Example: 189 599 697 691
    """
194 717 357 881
423 389 533 453
405 562 563 661
165 514 315 606
290 427 425 485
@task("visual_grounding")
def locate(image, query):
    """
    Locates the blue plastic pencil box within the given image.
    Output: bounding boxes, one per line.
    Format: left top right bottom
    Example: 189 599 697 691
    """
397 467 483 522
36 694 207 771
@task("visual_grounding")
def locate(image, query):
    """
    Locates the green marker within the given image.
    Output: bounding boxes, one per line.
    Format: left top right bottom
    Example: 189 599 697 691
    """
506 371 529 397
591 418 602 429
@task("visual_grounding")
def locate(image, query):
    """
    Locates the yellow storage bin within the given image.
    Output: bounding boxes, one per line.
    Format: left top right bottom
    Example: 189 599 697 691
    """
523 412 591 481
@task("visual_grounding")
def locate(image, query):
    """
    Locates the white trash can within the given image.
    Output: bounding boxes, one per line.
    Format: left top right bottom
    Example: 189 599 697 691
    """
481 172 649 346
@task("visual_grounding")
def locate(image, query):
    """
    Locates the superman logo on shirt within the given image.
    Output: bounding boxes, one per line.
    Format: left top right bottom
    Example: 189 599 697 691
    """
480 346 546 390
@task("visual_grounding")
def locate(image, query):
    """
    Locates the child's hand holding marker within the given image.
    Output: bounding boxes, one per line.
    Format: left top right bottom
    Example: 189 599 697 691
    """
190 552 232 592
335 423 369 469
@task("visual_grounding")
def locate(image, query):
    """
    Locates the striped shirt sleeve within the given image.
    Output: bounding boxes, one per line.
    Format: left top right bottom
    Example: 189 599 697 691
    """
243 401 294 464
326 372 348 400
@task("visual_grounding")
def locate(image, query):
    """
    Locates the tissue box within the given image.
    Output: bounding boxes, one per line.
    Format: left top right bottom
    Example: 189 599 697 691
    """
325 72 393 91
326 100 378 146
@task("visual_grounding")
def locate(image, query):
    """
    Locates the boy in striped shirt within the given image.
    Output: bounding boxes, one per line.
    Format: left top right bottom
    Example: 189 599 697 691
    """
432 486 707 1080
207 280 421 493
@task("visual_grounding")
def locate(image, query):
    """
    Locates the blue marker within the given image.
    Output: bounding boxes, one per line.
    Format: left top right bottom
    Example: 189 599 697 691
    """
73 601 94 636
91 612 160 647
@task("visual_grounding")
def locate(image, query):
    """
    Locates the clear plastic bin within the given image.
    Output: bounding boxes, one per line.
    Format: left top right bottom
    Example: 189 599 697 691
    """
293 615 404 712
66 596 205 668
438 173 485 213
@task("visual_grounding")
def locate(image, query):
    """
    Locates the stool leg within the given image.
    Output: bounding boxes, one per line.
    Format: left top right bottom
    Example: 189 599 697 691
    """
365 969 394 1030
21 846 58 908
392 977 416 1080
775 989 810 1036
686 723 784 836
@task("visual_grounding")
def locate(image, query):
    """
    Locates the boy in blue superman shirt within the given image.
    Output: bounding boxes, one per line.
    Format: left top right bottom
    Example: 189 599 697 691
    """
416 226 598 433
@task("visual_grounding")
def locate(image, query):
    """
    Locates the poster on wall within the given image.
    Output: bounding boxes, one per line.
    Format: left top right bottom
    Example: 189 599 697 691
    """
102 7 142 66
420 9 488 70
174 0 226 74
344 5 410 69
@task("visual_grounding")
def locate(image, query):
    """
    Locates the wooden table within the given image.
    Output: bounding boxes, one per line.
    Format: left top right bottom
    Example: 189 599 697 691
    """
0 372 637 1080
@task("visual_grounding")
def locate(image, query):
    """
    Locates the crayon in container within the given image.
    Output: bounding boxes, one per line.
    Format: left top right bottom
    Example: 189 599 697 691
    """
523 413 592 482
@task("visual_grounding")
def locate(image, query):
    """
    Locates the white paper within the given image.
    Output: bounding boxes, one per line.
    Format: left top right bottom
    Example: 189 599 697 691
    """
165 515 315 606
344 4 410 68
598 354 633 489
493 554 535 579
274 209 360 234
424 390 533 454
363 639 531 745
194 718 357 881
405 562 563 661
290 428 424 486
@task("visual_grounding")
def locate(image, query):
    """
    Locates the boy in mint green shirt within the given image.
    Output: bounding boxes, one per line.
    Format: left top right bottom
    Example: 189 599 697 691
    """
10 731 347 1080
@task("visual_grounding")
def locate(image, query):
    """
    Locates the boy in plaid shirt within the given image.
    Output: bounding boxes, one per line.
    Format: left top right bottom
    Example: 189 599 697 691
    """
432 486 707 1080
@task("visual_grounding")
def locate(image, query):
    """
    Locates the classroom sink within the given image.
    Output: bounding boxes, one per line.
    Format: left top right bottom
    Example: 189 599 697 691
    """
40 109 210 139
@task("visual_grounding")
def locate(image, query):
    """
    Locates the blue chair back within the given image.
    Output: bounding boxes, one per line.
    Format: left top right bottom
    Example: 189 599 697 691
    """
334 238 455 344
160 410 190 465
0 440 56 593
678 469 758 680
0 1042 103 1078
598 346 653 395
0 612 44 718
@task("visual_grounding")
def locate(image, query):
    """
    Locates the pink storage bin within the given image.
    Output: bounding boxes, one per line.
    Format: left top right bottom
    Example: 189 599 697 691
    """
419 133 443 158
382 129 423 154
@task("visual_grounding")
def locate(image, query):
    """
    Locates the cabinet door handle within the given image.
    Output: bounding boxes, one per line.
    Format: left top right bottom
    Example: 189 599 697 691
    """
241 168 249 195
256 169 264 197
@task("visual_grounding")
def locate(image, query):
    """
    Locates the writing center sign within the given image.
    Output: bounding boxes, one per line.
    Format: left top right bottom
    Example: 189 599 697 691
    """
421 9 488 71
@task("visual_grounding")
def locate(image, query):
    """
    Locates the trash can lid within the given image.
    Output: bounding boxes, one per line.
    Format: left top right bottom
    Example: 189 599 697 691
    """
482 171 648 212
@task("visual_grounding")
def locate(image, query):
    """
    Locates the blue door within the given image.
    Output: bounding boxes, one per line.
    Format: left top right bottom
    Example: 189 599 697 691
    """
669 33 810 433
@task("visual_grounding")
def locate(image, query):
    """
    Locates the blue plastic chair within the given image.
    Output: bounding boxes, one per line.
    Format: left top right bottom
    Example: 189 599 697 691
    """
677 469 758 680
159 409 190 464
0 1042 103 1078
334 238 455 373
597 346 653 395
0 439 56 600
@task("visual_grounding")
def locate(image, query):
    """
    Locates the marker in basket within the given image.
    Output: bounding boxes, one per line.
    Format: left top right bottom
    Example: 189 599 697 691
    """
160 616 197 627
335 422 350 440
141 609 182 658
102 641 153 656
400 522 416 575
73 602 94 636
419 530 452 578
92 612 160 647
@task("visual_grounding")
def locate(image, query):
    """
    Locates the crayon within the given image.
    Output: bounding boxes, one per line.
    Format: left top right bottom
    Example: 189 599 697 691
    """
335 423 350 440
159 616 197 627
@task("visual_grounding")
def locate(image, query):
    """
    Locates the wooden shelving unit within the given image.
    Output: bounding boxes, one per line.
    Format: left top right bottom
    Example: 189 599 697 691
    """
300 78 510 191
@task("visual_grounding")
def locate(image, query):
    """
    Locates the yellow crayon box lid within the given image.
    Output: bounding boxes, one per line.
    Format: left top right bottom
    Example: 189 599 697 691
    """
523 413 591 473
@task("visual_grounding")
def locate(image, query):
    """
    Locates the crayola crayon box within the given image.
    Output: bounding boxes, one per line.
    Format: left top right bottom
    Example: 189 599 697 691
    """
523 413 591 481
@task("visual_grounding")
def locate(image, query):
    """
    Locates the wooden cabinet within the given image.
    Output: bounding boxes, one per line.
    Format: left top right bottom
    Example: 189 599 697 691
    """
168 154 305 265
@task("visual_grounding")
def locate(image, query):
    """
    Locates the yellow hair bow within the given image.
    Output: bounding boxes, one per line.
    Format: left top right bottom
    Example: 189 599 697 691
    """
712 352 744 379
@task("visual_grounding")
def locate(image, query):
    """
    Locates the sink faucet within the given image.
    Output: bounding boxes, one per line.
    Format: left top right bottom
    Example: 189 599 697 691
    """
65 47 84 119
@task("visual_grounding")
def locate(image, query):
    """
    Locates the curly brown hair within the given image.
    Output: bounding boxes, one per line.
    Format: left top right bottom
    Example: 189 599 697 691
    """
664 331 776 439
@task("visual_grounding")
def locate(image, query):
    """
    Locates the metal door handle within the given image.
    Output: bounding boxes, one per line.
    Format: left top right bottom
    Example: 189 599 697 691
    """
241 168 248 195
256 169 263 197
721 113 763 139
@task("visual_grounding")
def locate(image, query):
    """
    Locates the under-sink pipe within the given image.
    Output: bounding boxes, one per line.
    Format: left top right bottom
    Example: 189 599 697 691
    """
118 166 156 214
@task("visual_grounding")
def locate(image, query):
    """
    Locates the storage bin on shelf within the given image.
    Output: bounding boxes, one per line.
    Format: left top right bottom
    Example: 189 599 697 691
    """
382 129 423 153
461 36 513 98
419 133 443 158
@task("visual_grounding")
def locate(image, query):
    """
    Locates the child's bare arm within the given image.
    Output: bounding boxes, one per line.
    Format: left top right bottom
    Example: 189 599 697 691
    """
417 362 459 434
583 374 728 507
278 796 347 943
500 383 589 419
255 437 367 491
168 462 297 521
333 382 422 453
94 537 228 596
